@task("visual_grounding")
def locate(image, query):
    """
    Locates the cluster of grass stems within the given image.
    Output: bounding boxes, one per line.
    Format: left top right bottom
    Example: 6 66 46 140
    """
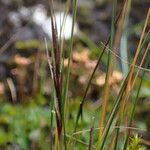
47 0 150 149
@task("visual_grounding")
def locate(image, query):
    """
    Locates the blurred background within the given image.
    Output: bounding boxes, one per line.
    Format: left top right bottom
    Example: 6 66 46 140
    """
0 0 150 149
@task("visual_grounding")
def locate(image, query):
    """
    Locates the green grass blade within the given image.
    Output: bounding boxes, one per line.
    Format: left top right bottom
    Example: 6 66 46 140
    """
63 0 78 115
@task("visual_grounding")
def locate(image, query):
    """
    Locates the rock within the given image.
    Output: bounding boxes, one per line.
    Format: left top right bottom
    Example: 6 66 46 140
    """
32 5 79 39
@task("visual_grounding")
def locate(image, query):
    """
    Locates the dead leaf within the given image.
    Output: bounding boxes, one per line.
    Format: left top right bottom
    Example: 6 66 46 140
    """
0 82 5 95
73 49 89 63
110 71 123 85
78 75 89 84
95 71 123 86
14 55 31 66
95 74 106 86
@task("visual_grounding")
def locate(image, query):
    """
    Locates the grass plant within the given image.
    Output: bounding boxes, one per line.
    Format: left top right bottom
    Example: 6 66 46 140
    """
47 0 150 149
